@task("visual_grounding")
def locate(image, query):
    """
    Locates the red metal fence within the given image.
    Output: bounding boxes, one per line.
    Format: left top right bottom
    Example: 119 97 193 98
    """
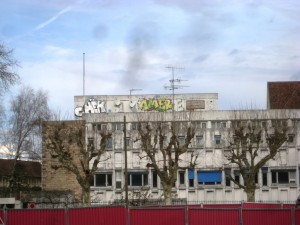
0 204 299 225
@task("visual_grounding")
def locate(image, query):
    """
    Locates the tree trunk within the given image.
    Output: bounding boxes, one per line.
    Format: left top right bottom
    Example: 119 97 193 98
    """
246 187 256 202
82 185 91 206
162 183 173 205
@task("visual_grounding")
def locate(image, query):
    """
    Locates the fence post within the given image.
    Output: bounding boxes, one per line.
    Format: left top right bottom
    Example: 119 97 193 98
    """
65 206 69 225
3 206 7 225
185 205 189 225
239 207 243 225
291 208 295 225
127 206 130 225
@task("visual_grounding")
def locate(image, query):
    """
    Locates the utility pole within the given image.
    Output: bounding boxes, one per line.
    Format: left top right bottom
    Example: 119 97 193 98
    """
164 66 188 112
123 115 128 206
83 53 85 96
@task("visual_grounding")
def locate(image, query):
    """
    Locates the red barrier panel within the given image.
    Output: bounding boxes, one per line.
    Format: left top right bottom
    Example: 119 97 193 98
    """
130 207 185 225
243 203 281 208
243 209 292 225
6 209 65 225
0 210 4 223
203 204 241 209
295 209 300 225
189 208 240 225
283 204 296 209
68 206 126 225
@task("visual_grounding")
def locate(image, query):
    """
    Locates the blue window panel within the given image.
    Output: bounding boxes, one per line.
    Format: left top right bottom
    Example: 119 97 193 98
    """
188 170 194 179
198 171 222 183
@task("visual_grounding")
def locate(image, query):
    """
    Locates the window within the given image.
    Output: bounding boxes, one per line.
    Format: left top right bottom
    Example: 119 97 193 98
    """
234 170 240 184
196 135 204 147
261 121 267 128
271 170 296 185
115 171 122 189
106 137 113 148
152 171 158 188
95 123 107 131
128 172 148 186
214 135 221 145
212 121 226 129
188 170 194 187
178 136 185 146
197 170 222 185
113 123 123 131
225 168 231 187
179 171 185 186
196 122 206 129
262 167 268 186
288 134 294 143
94 173 112 187
131 123 138 130
88 138 94 147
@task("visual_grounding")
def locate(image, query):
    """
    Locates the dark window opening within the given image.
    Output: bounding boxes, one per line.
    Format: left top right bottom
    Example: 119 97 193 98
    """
225 168 231 187
179 171 185 185
106 138 113 148
214 135 221 145
128 173 148 187
152 171 157 188
95 174 112 187
262 168 268 186
188 170 194 187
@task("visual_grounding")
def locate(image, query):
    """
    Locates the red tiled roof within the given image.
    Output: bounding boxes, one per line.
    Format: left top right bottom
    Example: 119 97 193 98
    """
0 159 41 178
268 81 300 109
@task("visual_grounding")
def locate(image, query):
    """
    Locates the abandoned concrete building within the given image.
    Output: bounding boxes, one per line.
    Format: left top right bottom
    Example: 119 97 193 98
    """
42 92 300 203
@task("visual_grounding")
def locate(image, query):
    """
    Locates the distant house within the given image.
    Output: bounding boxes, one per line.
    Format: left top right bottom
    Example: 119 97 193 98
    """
267 81 300 109
0 159 41 196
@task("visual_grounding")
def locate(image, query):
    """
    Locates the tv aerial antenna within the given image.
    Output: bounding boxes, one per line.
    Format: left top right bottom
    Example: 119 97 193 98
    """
164 66 189 112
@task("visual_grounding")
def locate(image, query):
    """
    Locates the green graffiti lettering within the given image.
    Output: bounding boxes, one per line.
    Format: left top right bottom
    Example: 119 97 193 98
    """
137 98 173 112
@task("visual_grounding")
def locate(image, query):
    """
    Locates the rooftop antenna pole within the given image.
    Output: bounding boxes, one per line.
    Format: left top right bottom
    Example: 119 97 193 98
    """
130 88 143 99
164 66 188 112
83 53 85 96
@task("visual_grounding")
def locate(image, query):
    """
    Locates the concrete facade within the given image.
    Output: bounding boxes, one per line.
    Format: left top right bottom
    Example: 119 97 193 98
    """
42 93 300 204
80 106 300 203
74 93 218 117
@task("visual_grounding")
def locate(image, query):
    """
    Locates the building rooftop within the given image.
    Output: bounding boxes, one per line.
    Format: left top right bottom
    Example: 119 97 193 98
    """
267 81 300 109
0 159 41 178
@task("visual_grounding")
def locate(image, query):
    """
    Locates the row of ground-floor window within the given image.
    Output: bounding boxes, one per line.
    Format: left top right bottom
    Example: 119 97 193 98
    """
91 167 300 201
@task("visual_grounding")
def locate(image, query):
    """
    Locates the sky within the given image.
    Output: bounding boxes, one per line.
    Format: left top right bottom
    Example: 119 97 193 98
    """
1 0 300 116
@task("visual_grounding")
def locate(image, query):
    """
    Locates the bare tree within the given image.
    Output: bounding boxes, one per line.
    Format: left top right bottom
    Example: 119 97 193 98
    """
224 111 295 202
2 86 51 196
0 43 19 92
4 86 51 160
43 121 112 205
136 114 195 205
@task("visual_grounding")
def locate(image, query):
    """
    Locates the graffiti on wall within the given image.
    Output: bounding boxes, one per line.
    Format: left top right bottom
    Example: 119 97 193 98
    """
74 98 107 117
137 98 172 112
74 96 177 116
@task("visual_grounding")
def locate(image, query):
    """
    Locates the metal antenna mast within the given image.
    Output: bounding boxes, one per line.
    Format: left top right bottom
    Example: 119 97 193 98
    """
130 88 143 99
164 66 188 112
83 53 85 96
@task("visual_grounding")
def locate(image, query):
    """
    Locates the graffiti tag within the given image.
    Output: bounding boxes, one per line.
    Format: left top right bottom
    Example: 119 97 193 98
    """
137 98 172 112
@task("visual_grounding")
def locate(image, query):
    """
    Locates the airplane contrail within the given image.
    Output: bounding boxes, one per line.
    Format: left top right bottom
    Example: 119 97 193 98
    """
34 6 73 31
